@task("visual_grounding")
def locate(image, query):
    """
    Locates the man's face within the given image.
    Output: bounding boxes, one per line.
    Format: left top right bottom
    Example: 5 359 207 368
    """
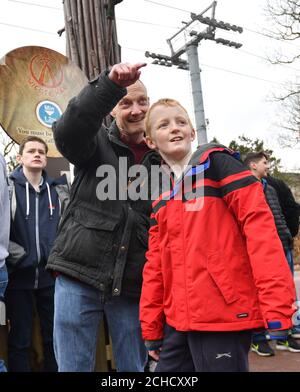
17 141 47 171
146 104 195 162
111 81 149 138
253 157 270 179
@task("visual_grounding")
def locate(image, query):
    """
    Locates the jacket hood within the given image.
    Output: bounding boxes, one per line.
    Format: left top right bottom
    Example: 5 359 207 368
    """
10 166 67 220
191 143 240 166
10 165 66 187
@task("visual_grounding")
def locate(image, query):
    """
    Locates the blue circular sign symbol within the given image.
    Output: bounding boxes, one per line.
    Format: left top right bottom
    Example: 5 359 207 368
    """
36 100 62 128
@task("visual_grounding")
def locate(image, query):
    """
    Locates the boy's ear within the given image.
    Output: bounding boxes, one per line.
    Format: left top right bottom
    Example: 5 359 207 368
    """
191 128 196 141
110 107 116 118
145 136 157 150
16 154 22 165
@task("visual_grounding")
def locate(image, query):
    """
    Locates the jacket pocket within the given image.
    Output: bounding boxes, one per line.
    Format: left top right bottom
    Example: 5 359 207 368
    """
56 207 119 266
73 208 118 231
6 241 26 268
206 252 238 305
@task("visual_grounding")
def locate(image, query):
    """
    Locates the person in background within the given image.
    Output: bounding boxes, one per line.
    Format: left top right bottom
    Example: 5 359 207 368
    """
139 99 296 372
266 175 300 338
245 151 300 355
0 153 10 372
47 62 161 372
6 136 66 372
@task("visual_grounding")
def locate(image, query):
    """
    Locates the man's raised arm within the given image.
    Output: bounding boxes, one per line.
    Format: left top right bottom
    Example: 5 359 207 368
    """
53 62 146 166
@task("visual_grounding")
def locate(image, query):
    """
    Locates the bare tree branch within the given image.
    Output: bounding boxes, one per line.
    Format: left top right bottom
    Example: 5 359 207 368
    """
265 0 300 146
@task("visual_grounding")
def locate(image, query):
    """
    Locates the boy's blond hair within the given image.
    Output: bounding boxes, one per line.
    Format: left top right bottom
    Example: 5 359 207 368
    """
145 98 194 138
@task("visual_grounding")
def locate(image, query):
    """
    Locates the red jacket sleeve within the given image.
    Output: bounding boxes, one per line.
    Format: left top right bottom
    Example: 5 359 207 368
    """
139 213 165 340
214 153 296 330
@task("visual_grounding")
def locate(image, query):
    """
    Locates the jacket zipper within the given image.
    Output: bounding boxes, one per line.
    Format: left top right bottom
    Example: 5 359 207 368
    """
34 192 41 289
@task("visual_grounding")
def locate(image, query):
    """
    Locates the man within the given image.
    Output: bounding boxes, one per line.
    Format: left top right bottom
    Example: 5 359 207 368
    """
0 153 10 372
6 136 66 372
47 62 161 372
245 151 300 355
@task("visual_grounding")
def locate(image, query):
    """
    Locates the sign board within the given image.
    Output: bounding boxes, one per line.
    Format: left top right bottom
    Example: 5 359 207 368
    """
0 46 88 157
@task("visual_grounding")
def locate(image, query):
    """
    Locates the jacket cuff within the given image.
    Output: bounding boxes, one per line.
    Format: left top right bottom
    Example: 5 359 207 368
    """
144 339 163 351
89 70 127 98
266 319 293 330
268 329 290 340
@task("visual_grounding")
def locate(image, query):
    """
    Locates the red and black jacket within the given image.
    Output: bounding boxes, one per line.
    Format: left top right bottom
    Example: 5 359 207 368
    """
140 144 296 341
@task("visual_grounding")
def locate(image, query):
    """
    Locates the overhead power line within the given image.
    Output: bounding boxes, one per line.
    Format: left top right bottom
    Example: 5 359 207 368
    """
243 26 300 49
5 0 300 71
143 0 300 50
0 21 56 35
143 0 190 13
124 45 288 85
8 0 62 10
123 44 300 74
7 0 178 30
118 16 300 73
7 0 300 49
117 17 179 30
239 49 300 73
199 62 286 86
1 20 299 74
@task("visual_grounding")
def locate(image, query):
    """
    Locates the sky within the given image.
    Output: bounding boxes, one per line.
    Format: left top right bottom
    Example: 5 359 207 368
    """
0 0 299 171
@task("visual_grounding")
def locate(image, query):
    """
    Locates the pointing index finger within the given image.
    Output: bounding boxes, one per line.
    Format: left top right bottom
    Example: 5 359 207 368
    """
135 62 147 70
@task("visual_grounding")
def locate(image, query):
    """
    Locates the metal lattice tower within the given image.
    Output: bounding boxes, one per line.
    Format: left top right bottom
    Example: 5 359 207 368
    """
145 1 243 145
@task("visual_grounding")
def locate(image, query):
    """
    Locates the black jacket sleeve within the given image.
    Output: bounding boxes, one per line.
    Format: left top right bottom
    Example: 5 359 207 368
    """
266 176 300 237
264 183 293 252
52 71 127 167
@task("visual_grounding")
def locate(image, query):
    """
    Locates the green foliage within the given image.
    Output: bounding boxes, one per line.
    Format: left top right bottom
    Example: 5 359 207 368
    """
209 137 220 143
228 135 281 173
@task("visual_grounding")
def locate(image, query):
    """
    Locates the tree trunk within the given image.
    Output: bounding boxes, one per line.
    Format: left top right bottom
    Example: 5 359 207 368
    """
63 0 121 80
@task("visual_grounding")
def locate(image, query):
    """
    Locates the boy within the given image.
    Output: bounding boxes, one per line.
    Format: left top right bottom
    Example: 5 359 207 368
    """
139 99 296 372
6 136 66 372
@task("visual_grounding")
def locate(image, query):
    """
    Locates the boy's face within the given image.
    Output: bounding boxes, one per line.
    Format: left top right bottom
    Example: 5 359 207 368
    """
17 141 47 171
252 157 269 179
146 105 195 161
111 81 149 138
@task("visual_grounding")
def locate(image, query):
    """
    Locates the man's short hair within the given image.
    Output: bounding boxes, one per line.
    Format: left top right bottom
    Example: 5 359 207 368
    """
19 136 48 155
244 151 269 168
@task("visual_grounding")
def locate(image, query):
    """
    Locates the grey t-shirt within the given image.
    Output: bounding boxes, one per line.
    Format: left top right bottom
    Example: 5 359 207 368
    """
0 154 10 268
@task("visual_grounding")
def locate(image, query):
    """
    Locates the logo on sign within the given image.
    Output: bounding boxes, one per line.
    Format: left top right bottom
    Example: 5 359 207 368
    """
36 101 62 128
30 54 63 88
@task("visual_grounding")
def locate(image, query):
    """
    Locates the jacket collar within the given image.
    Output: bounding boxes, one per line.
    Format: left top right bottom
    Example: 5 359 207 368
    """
189 142 239 167
107 121 162 164
108 121 130 149
10 166 66 189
